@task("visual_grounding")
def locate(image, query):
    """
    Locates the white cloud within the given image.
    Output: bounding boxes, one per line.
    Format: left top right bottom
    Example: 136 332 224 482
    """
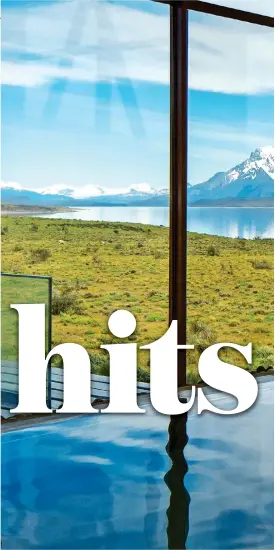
189 118 274 148
203 0 273 17
69 455 113 465
188 14 273 94
2 0 273 95
1 180 23 190
41 183 105 198
1 180 159 197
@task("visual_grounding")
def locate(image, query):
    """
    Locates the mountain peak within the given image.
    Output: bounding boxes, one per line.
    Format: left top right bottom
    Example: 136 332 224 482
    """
126 183 157 196
249 146 274 162
187 146 274 204
247 146 274 179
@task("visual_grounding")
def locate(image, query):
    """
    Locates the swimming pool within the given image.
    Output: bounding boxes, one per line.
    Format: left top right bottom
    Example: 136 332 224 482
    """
2 377 273 549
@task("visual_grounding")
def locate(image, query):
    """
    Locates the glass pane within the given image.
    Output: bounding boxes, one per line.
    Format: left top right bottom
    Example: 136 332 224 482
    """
199 0 274 17
1 274 51 409
187 11 274 383
2 0 170 385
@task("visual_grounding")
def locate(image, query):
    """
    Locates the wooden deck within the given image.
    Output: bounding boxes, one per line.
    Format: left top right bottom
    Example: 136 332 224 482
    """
1 361 150 418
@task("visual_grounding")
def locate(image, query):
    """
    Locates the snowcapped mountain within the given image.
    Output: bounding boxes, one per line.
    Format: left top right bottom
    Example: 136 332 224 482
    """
224 146 274 187
0 181 167 207
38 182 159 199
40 185 105 198
188 147 274 205
1 147 274 208
121 183 158 196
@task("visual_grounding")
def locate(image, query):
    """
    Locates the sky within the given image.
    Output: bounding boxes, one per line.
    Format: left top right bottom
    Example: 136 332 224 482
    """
2 0 274 194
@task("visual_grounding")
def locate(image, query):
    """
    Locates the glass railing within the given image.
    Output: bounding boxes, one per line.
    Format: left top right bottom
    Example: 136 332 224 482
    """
1 273 52 414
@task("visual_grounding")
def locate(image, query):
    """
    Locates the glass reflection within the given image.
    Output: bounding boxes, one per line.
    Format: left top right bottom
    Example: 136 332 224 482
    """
165 407 190 550
1 382 274 549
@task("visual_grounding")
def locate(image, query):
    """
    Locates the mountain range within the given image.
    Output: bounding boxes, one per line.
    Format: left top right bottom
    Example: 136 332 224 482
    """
1 147 274 208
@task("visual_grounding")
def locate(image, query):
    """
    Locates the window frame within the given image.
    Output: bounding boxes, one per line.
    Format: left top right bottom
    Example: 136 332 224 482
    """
154 0 274 386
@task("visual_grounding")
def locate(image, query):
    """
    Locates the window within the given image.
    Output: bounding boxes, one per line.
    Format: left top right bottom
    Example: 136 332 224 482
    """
2 0 170 384
187 10 274 381
1 0 273 388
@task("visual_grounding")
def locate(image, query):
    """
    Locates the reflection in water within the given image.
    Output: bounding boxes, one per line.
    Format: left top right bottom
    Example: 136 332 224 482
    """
144 450 165 548
165 407 190 550
34 206 274 238
3 446 119 549
2 380 273 549
228 221 239 238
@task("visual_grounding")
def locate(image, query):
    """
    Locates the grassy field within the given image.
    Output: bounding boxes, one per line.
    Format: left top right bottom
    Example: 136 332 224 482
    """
1 216 273 383
1 275 51 361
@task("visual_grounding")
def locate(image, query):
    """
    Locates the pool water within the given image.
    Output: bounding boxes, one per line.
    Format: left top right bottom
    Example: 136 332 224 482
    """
2 378 273 549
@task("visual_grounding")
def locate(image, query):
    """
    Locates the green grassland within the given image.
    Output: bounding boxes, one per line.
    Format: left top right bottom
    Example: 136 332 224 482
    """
1 216 273 383
1 275 50 361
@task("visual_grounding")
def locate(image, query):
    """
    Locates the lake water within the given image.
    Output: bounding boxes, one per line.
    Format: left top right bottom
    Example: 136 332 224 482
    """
34 206 274 239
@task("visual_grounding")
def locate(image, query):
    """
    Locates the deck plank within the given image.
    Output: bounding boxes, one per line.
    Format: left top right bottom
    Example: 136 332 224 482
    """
2 361 149 418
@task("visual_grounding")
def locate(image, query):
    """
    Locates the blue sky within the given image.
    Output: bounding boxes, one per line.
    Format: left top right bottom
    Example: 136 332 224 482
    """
2 0 274 194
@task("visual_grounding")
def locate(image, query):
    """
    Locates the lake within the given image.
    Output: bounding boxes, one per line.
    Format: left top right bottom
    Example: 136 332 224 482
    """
34 206 274 239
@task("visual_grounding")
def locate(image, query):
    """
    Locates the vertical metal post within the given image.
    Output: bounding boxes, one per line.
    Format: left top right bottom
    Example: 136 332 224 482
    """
169 5 188 388
48 276 53 409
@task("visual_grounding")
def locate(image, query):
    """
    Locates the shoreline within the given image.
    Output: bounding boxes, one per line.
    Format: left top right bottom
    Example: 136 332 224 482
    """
1 208 80 216
1 215 273 241
1 205 274 216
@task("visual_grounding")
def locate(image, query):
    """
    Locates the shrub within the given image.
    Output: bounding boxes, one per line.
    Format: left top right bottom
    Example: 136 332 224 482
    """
1 226 8 235
207 245 219 256
251 259 272 270
52 288 83 315
89 355 150 383
30 223 39 232
137 365 150 383
191 320 210 334
238 239 247 249
30 248 51 262
186 368 200 385
154 250 165 259
146 290 158 299
84 292 99 299
189 320 216 354
253 346 274 369
90 353 109 376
